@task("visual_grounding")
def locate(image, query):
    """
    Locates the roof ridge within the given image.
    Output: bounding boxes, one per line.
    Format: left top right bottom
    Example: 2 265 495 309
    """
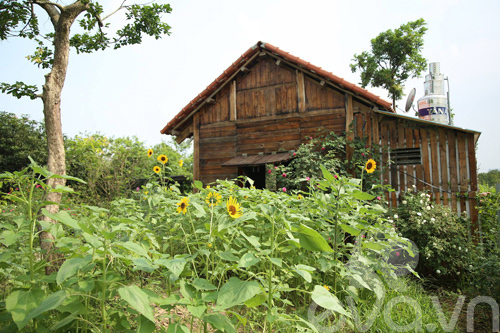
161 41 393 135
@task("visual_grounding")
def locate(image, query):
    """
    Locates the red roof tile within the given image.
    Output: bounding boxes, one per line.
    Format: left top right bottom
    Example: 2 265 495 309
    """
161 41 393 135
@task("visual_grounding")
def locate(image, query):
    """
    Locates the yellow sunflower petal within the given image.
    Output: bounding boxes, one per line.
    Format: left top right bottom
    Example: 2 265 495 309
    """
365 159 377 174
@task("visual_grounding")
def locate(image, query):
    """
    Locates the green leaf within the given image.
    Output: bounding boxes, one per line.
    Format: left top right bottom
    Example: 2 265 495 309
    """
241 232 261 248
339 223 361 236
362 242 385 251
26 290 68 322
0 230 21 247
244 293 267 308
192 278 217 291
138 314 156 333
202 313 237 333
187 305 206 318
41 209 81 230
190 201 207 218
166 323 190 333
351 190 375 201
6 288 44 330
156 257 187 277
193 180 203 190
238 252 260 268
115 241 150 258
218 251 239 262
47 173 86 183
57 255 93 285
293 267 312 283
82 232 103 248
296 224 333 253
320 165 336 183
311 285 351 317
118 285 155 323
132 258 155 273
216 277 261 310
269 257 283 267
51 184 75 193
350 274 372 291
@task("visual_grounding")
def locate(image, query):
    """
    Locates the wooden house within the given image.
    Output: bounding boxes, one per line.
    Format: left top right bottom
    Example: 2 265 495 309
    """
161 41 480 229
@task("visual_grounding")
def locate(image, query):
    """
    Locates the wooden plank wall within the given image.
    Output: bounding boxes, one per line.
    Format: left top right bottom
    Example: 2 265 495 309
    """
197 57 347 185
363 116 478 232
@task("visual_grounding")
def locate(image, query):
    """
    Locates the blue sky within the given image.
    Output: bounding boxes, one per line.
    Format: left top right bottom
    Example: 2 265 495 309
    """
1 0 499 172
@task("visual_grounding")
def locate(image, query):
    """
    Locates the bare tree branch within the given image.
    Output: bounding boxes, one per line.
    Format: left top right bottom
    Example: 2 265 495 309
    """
102 0 127 21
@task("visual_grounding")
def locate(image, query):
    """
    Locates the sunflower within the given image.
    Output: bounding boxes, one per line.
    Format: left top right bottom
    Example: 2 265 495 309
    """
176 197 189 215
365 159 377 174
206 191 222 207
226 196 243 219
147 148 153 157
157 154 168 164
179 159 184 167
153 166 161 174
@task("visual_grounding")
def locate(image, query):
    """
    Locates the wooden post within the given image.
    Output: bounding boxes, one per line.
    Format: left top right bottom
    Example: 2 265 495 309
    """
296 70 306 113
345 94 354 164
193 113 200 184
230 80 237 121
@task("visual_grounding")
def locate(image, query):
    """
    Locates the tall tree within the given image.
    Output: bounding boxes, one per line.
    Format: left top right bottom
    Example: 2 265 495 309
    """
0 0 172 270
350 18 427 109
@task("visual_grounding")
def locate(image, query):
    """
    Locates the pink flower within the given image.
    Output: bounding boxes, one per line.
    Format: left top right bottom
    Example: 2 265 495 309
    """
268 169 272 174
376 196 381 200
35 184 41 188
282 173 287 177
361 235 366 238
136 187 140 191
321 147 325 150
274 166 278 169
361 153 365 157
282 187 287 192
396 251 400 257
309 136 313 140
334 175 338 179
306 177 310 182
293 152 296 156
15 188 19 191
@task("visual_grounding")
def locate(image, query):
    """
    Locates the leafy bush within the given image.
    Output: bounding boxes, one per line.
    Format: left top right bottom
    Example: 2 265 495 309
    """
471 190 500 302
393 189 474 287
65 134 192 204
0 112 47 174
268 130 382 194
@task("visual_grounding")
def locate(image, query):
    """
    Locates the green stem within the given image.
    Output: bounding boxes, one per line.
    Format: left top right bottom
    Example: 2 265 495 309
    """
267 216 275 332
333 186 340 294
101 241 107 332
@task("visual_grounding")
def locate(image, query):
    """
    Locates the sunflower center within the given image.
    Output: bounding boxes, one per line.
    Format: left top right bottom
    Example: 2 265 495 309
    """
367 162 373 169
229 205 237 215
180 203 186 209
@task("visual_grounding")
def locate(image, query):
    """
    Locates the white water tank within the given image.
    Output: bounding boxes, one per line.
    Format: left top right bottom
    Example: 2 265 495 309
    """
417 63 449 125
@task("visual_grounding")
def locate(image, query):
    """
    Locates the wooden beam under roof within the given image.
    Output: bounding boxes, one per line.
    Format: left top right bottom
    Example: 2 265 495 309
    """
175 123 193 144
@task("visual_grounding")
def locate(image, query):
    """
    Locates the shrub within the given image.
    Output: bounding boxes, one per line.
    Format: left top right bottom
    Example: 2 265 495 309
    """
393 189 474 288
0 112 47 174
269 130 382 195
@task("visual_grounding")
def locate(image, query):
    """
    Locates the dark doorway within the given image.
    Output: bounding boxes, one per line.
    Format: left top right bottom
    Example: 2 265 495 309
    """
238 165 266 189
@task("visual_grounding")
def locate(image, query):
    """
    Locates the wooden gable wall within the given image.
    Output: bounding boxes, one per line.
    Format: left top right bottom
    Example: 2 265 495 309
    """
350 108 479 230
195 56 348 185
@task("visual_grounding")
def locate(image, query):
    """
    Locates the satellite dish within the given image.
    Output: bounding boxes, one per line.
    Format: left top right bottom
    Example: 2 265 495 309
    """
405 88 416 113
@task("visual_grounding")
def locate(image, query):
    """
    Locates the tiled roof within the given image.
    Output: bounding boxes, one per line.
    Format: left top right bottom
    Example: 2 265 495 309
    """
161 41 393 135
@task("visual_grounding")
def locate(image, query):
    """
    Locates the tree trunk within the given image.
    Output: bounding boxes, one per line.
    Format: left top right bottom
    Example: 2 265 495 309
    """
37 2 87 274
